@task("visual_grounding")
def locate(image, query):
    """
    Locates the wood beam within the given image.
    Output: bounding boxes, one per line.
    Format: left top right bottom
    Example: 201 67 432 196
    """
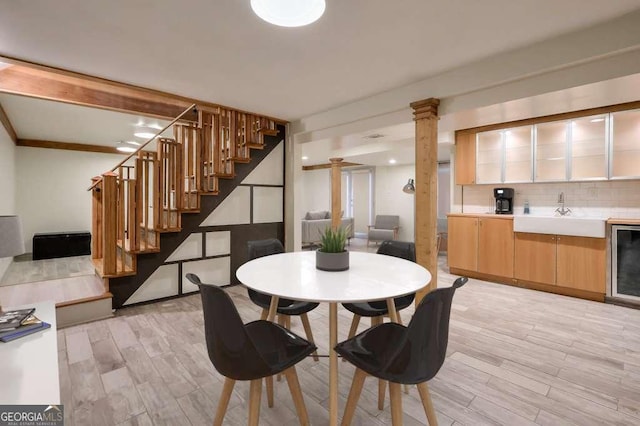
16 139 126 155
302 161 362 171
329 158 343 230
411 98 440 303
0 102 17 143
0 55 288 124
0 66 198 121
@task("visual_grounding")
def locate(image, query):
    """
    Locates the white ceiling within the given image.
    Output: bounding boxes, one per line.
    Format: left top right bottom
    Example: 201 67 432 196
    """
1 0 639 121
0 93 172 148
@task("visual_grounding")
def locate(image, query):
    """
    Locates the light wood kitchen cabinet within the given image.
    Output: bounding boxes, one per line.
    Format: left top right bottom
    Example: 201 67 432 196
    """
515 233 557 285
455 132 476 185
448 215 513 278
478 217 514 277
515 232 606 294
448 216 478 271
570 115 607 181
556 235 606 293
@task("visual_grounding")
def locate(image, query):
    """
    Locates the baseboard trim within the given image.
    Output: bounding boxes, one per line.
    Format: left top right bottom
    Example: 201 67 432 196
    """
449 267 605 302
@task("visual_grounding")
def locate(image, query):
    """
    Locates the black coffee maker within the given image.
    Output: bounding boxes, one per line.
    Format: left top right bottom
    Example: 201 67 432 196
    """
494 188 514 214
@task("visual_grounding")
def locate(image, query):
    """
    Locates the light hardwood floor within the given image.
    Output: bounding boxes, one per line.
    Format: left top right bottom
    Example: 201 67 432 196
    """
57 249 640 425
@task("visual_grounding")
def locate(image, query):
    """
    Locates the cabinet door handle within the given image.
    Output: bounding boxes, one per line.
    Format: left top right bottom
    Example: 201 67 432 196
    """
551 236 555 241
557 237 561 241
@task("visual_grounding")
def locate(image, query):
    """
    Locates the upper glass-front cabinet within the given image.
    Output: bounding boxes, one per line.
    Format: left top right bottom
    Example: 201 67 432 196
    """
505 126 533 182
570 115 607 181
611 109 640 179
476 126 533 184
475 115 611 184
476 130 503 183
535 121 567 182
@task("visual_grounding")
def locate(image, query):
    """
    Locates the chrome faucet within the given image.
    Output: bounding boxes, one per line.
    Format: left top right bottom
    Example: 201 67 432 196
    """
555 192 571 216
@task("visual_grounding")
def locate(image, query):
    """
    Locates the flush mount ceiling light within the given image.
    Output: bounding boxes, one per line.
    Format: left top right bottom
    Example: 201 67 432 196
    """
389 159 397 164
251 0 326 27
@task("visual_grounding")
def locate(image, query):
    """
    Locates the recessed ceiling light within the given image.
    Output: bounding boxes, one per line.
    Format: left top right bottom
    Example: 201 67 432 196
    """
117 145 136 153
134 132 157 139
389 159 397 164
302 156 309 160
590 118 605 123
251 0 326 27
124 140 141 146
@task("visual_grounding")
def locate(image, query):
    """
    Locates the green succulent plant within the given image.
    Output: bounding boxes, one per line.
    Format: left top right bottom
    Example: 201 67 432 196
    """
319 225 350 253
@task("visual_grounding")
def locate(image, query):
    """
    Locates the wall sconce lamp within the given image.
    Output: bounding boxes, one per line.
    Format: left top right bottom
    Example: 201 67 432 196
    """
402 178 415 194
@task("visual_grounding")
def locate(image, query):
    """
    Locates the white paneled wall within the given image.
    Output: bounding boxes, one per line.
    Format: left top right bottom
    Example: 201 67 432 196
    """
461 180 640 218
0 126 16 280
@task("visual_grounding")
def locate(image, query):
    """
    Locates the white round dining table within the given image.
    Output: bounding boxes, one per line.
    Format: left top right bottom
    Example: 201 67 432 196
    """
236 251 431 426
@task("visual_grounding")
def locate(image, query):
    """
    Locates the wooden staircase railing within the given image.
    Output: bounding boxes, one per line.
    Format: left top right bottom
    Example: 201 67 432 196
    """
90 104 278 279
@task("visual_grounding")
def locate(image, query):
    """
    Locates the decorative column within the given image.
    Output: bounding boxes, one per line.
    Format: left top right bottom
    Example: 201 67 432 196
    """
329 158 343 230
410 98 440 303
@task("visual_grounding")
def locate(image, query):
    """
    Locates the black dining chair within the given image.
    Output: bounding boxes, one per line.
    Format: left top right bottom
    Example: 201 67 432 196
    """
342 240 417 340
336 276 468 426
247 238 320 361
186 273 317 426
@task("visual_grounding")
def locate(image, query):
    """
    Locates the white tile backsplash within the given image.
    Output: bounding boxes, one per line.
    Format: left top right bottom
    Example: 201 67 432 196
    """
460 180 640 218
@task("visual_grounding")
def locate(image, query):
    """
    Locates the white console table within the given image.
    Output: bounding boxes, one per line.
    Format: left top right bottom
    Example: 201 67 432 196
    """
0 300 60 404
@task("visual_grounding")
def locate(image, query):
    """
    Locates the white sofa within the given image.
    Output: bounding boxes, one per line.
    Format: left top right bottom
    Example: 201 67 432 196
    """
301 211 354 246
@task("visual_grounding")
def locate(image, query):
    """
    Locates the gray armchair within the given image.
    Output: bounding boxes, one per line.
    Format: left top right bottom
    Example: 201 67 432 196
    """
367 215 400 246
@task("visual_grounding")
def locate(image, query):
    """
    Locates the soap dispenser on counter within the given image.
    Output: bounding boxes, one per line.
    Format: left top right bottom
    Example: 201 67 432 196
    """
524 200 530 215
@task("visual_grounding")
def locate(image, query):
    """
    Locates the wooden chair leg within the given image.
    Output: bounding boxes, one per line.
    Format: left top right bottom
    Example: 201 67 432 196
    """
378 379 386 410
285 315 291 329
300 313 319 361
260 308 269 320
248 379 262 426
389 382 403 426
417 382 438 426
214 377 235 426
277 315 285 382
341 368 367 426
347 315 361 339
284 367 310 425
266 376 274 408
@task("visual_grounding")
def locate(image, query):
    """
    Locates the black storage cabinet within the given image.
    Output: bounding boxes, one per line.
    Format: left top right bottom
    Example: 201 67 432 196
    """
33 231 91 260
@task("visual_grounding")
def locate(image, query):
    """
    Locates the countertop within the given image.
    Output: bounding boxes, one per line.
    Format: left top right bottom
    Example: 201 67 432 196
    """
0 300 59 405
448 213 514 219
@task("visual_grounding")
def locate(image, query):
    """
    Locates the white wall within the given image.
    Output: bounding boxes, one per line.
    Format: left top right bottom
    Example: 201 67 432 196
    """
0 126 16 278
16 147 123 251
301 169 331 215
459 180 640 218
375 164 415 242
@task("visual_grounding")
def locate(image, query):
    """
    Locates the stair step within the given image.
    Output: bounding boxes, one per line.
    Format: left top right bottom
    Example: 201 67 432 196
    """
247 143 265 150
117 239 160 254
213 172 235 179
231 157 251 163
259 129 279 136
56 293 113 327
92 257 136 278
181 208 201 214
154 226 182 233
199 191 220 196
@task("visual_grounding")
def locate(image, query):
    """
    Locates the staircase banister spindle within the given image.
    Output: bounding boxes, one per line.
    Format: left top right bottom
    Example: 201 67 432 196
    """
87 103 197 191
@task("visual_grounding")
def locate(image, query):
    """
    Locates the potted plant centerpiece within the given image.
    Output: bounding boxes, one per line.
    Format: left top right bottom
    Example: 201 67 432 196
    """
316 225 350 271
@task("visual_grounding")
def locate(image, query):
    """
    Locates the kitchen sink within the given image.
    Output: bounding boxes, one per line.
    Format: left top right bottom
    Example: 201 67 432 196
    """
513 215 606 238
